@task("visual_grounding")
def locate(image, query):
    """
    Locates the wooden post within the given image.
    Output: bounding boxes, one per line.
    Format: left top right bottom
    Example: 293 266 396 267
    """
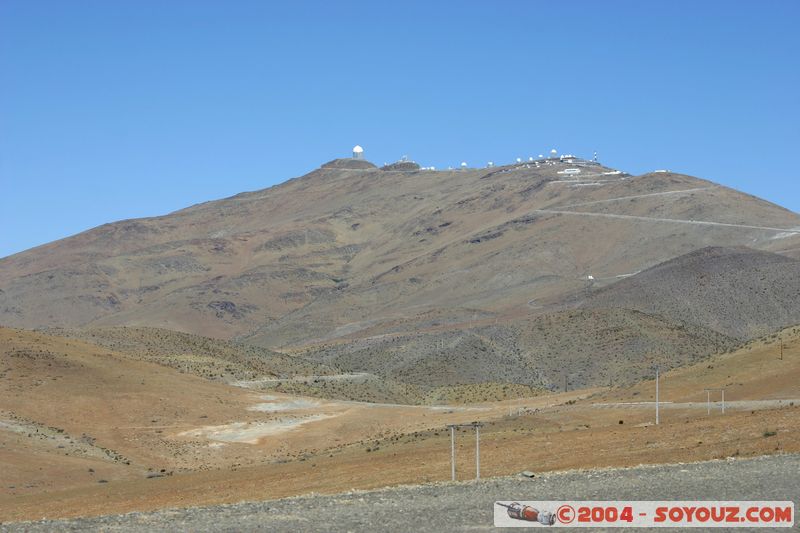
450 426 455 481
655 366 660 425
475 426 480 480
447 423 483 482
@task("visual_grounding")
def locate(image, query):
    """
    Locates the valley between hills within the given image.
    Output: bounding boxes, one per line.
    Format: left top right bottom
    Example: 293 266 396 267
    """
2 156 800 522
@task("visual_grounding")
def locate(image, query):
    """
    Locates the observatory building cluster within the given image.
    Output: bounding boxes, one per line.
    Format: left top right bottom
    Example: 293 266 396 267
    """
343 145 601 173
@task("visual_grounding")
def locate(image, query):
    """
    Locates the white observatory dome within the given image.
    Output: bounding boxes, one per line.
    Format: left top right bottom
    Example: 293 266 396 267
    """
353 145 364 153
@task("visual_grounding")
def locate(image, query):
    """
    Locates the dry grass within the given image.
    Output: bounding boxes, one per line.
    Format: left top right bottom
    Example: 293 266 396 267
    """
2 326 799 522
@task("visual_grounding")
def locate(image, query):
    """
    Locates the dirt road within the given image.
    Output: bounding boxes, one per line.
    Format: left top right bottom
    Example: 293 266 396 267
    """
532 208 800 234
592 399 800 411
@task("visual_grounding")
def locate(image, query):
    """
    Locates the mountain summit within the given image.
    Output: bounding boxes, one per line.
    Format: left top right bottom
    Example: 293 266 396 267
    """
2 157 800 389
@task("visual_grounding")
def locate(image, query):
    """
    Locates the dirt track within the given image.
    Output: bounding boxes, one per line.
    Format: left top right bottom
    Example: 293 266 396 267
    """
593 399 800 411
5 454 797 532
532 208 800 233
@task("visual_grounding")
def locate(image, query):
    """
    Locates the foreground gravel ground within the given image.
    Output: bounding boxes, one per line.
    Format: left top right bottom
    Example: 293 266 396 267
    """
4 454 798 532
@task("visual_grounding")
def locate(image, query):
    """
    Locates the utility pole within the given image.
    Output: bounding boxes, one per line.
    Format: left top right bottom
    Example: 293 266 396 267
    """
475 425 481 480
450 426 455 481
447 423 483 482
703 388 726 415
653 365 660 425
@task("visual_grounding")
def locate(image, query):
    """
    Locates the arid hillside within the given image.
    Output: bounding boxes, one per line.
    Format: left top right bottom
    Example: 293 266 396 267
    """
2 324 798 523
0 326 505 502
2 159 799 342
295 307 735 392
2 157 800 390
0 327 262 496
584 246 800 340
44 325 332 382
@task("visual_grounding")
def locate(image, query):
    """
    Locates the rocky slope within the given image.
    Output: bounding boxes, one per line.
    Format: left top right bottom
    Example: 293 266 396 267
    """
297 307 736 391
584 246 800 340
44 326 332 382
2 156 800 390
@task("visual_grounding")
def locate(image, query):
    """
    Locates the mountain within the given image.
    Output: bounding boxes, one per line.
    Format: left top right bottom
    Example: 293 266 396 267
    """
584 246 800 340
2 156 800 390
296 307 735 391
42 325 332 382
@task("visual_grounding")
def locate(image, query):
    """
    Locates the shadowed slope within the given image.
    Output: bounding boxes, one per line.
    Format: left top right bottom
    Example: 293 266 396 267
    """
584 246 800 340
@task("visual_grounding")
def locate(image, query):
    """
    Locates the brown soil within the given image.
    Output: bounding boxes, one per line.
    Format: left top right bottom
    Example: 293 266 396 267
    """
2 326 799 522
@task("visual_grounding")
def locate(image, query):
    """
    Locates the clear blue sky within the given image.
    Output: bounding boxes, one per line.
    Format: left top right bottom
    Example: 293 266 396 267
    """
2 1 799 258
